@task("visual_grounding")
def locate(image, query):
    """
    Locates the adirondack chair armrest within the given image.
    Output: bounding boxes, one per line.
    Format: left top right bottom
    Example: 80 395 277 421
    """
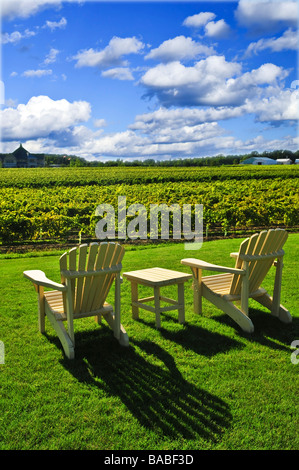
23 270 67 291
181 258 246 275
230 252 239 259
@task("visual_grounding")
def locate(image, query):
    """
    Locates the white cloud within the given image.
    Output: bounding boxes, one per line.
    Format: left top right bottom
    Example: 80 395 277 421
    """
1 95 91 140
30 111 298 160
1 29 36 44
183 12 216 28
10 129 297 161
94 119 107 128
140 57 289 108
4 94 297 159
131 85 298 136
0 0 81 20
130 107 246 133
43 17 67 31
236 63 288 87
244 88 299 122
72 121 232 159
183 11 231 39
1 0 62 19
236 0 298 31
22 69 53 77
204 19 231 39
43 48 60 65
246 28 298 55
145 36 215 62
73 36 144 69
102 67 134 80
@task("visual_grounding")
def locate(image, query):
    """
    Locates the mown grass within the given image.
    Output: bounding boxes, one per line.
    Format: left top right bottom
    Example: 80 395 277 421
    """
0 235 298 450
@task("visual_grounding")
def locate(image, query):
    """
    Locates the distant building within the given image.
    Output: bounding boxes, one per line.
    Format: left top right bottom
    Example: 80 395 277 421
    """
0 144 45 168
241 157 277 165
276 159 292 165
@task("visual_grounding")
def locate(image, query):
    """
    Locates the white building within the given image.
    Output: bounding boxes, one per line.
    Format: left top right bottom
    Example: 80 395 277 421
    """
276 159 292 164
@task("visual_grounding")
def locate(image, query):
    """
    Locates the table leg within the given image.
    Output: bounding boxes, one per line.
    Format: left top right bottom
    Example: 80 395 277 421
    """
131 281 139 319
154 286 161 329
178 283 185 324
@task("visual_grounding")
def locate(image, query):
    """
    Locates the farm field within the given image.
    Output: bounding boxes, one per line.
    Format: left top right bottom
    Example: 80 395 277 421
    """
0 164 298 451
0 235 298 450
0 165 298 244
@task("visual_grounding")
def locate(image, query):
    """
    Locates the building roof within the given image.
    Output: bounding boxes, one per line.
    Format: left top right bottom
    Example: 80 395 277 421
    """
241 157 277 164
12 144 30 160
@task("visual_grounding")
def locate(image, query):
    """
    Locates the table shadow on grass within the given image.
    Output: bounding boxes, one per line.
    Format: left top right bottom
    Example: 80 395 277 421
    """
61 334 232 442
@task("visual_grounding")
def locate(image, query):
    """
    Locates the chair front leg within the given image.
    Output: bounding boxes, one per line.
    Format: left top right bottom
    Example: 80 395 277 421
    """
192 267 202 315
37 285 45 333
240 262 249 316
272 257 283 317
114 273 121 340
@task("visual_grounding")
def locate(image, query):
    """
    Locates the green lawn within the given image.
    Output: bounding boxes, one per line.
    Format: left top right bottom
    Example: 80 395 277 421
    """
0 235 298 450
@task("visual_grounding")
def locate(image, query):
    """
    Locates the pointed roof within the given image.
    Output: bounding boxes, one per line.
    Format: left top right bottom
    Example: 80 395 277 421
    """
12 144 30 160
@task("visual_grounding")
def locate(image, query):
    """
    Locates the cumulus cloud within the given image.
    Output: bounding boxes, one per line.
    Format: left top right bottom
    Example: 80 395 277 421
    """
204 19 231 39
43 17 67 31
245 28 298 56
145 36 215 62
4 93 297 159
22 69 53 77
43 48 60 64
1 29 36 44
130 107 246 133
0 0 81 20
183 12 216 28
183 11 231 39
131 85 298 135
101 67 134 81
1 95 91 140
73 36 144 69
244 88 299 122
1 0 62 19
235 0 298 32
72 121 232 159
94 119 107 128
140 56 288 108
30 112 297 160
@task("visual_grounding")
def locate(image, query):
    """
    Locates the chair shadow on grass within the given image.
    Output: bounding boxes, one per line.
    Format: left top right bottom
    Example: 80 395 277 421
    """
60 331 232 442
211 305 298 351
136 316 243 357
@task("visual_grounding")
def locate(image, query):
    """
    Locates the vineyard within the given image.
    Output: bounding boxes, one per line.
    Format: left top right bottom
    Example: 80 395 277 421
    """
0 165 298 244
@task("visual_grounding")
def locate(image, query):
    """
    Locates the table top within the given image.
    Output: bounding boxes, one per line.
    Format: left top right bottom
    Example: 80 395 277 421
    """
123 267 192 287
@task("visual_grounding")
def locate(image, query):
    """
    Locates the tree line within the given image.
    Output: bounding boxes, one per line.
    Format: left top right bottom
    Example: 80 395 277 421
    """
45 149 299 168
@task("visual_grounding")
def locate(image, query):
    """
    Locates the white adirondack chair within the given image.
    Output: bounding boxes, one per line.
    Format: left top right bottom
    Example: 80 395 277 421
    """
24 242 129 359
181 229 292 333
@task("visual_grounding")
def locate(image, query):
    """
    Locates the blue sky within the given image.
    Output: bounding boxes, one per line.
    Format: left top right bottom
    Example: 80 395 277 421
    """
0 0 298 161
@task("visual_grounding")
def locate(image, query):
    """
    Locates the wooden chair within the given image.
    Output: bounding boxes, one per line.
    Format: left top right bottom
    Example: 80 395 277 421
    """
181 229 292 333
23 242 129 359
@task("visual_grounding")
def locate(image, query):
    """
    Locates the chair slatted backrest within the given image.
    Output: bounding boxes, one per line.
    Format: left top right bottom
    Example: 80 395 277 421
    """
230 229 287 296
59 242 125 315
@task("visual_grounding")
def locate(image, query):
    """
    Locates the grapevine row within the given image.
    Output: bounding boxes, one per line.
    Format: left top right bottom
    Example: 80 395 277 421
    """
0 174 298 243
0 165 298 188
